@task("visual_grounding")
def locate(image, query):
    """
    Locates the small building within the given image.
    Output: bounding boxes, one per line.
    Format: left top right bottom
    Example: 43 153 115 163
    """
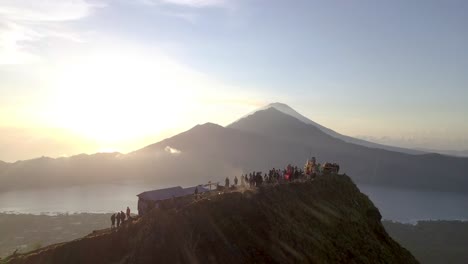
137 185 210 216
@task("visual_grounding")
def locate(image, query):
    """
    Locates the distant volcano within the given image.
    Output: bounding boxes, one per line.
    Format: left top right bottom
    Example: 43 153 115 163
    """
232 102 424 155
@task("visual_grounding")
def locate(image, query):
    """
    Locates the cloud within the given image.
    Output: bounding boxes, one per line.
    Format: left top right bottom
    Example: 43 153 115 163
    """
140 0 229 8
133 0 240 24
161 0 226 7
0 0 98 21
0 0 103 64
0 22 40 64
160 10 200 23
165 146 182 155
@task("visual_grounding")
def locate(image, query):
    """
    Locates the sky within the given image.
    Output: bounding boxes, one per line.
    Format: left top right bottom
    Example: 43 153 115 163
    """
0 0 467 162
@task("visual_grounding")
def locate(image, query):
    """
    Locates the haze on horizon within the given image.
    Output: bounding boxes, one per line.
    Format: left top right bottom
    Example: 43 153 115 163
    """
1 0 467 162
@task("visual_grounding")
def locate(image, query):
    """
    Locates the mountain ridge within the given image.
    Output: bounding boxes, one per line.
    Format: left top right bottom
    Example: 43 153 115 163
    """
4 174 419 264
0 102 460 165
1 104 467 194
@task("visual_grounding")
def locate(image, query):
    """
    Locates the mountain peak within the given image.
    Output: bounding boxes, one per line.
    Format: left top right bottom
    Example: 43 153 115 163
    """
200 122 222 127
265 102 294 110
193 122 224 131
229 102 300 126
263 102 314 124
232 102 423 155
229 102 322 130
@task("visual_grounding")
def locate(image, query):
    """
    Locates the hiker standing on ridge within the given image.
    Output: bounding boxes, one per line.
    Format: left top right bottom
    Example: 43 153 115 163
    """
225 177 230 189
234 176 238 186
120 211 126 224
116 212 121 228
255 172 263 187
111 213 116 229
126 206 131 220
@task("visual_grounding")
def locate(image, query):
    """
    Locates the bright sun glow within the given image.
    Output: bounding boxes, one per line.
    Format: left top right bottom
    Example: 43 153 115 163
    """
48 47 204 146
42 43 260 153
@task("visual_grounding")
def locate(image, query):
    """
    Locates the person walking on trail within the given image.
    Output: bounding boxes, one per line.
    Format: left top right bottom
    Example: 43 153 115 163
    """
111 213 116 229
234 176 238 186
126 206 131 220
116 212 121 228
225 177 230 188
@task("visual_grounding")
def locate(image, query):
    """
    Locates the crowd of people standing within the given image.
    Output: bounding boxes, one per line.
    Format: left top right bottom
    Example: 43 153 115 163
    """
223 164 313 190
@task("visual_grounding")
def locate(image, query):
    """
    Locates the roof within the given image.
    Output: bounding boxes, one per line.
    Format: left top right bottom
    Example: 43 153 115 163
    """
183 185 210 194
137 185 211 202
137 186 185 201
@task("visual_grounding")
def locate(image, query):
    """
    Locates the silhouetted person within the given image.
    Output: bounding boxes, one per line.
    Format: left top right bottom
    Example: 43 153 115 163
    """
225 177 230 188
255 172 263 187
116 212 121 228
111 213 116 229
121 211 126 224
126 206 131 220
234 176 238 185
194 186 199 199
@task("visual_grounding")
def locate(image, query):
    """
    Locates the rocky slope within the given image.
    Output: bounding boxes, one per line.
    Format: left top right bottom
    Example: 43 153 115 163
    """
4 175 418 264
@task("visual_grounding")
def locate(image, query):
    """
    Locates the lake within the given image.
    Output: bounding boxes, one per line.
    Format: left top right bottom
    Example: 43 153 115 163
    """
0 183 164 215
1 183 467 222
358 184 468 222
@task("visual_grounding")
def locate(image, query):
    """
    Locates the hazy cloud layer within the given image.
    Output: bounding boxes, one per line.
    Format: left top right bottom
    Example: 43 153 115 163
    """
356 135 468 153
0 0 103 64
140 0 228 8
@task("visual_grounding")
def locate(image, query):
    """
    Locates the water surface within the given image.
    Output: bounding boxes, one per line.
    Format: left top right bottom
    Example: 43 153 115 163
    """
358 184 468 222
0 183 165 215
1 183 467 222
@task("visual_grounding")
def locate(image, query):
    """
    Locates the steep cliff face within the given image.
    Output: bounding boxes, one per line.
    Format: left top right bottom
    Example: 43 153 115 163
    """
5 175 418 264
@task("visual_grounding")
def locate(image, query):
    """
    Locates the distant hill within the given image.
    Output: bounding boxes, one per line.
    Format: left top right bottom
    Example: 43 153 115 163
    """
0 103 467 193
4 175 418 264
0 147 238 193
383 220 468 264
0 153 130 192
415 148 468 158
